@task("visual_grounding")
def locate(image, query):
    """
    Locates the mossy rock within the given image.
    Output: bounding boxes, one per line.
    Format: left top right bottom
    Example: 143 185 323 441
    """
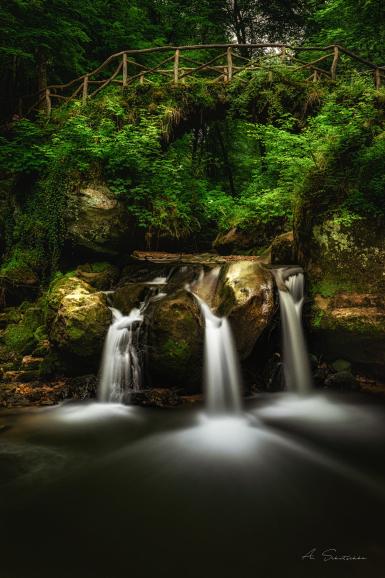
76 262 119 291
3 304 44 355
112 283 148 315
0 262 39 306
309 292 385 379
271 231 295 265
212 261 275 359
213 220 286 256
149 291 203 390
67 182 135 255
48 275 111 359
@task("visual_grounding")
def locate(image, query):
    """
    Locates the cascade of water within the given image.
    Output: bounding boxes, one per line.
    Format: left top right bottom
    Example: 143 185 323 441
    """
277 268 312 394
98 276 168 403
98 306 144 403
194 295 242 415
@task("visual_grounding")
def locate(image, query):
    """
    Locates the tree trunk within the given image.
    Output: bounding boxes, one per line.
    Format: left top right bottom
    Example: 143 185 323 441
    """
36 49 48 110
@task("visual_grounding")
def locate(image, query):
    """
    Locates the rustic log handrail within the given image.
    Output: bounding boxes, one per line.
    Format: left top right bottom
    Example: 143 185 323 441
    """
21 43 385 115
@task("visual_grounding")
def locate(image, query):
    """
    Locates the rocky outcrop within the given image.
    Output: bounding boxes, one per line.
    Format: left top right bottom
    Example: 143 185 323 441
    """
213 261 275 359
48 275 111 359
310 292 385 379
76 262 119 291
148 260 275 390
213 221 286 255
297 216 385 380
67 183 135 255
149 291 203 390
270 231 295 265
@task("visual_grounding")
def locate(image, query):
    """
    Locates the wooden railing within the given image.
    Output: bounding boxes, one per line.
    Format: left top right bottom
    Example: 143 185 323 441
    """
22 43 385 116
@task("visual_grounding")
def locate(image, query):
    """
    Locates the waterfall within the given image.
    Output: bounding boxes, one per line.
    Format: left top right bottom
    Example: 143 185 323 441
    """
98 307 144 403
277 268 312 394
194 295 242 415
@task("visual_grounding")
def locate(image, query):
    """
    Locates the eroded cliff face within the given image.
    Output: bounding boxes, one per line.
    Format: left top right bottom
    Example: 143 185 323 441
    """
297 216 385 380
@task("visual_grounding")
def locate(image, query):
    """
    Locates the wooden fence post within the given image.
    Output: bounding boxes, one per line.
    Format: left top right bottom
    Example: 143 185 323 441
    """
122 53 128 87
45 88 51 117
82 75 89 104
227 46 233 81
140 73 144 85
174 49 180 84
280 45 286 63
331 45 339 81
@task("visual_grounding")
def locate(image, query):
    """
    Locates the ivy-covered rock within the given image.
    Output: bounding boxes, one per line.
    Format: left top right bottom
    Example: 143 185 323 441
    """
48 275 111 359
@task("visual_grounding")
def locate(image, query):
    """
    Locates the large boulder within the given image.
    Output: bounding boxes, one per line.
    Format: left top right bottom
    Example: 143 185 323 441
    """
213 220 286 255
76 262 119 291
48 275 111 359
271 231 295 265
148 260 275 391
148 291 203 390
213 261 275 359
67 183 134 255
298 216 385 379
310 292 385 379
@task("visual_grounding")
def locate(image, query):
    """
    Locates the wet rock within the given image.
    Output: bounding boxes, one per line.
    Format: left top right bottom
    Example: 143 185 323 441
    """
213 227 256 255
76 262 119 291
130 388 180 408
271 231 295 265
3 370 39 383
310 292 385 379
213 221 285 256
297 212 385 379
149 291 203 390
324 371 359 391
112 284 148 315
21 356 44 370
0 375 97 408
0 264 39 307
48 276 111 359
214 261 275 359
331 359 352 373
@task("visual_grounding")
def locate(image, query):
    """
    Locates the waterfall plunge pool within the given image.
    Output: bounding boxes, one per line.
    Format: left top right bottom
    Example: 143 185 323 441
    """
0 392 384 578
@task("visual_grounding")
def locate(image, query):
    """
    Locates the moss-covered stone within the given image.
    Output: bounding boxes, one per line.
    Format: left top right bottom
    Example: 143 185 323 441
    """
67 182 134 255
112 283 147 315
149 291 203 390
213 261 275 359
76 262 119 290
48 275 111 359
271 231 295 265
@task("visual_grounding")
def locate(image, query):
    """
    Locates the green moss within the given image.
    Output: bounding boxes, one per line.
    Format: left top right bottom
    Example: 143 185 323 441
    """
312 309 324 328
310 278 364 298
67 326 85 341
162 338 191 364
4 323 36 354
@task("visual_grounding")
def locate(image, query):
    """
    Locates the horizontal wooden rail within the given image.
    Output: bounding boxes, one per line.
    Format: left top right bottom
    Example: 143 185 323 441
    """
20 43 385 116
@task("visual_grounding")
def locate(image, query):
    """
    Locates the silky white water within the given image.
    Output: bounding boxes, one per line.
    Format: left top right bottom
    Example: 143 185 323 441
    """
98 306 144 402
277 270 312 394
195 295 242 414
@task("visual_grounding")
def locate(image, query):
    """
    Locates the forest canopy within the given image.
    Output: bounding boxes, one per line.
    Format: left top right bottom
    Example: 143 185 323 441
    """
1 0 385 280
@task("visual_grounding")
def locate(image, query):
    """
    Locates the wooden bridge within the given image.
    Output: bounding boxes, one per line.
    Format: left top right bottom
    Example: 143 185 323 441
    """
24 43 385 116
